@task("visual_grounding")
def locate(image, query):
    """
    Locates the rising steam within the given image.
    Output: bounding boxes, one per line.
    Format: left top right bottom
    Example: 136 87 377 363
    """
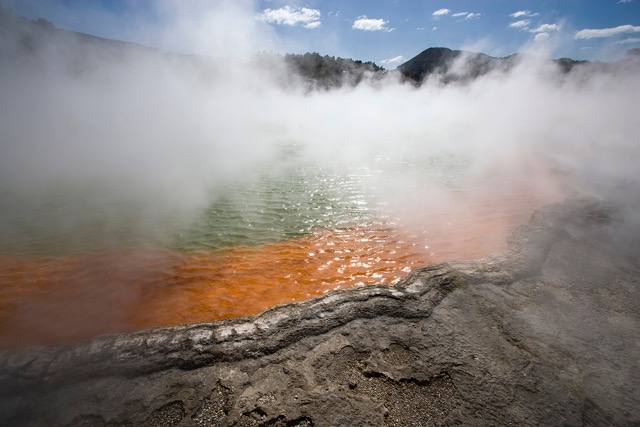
0 0 639 252
1 1 640 348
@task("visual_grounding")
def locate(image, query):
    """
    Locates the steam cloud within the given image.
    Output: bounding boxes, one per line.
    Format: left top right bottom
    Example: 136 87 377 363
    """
1 1 640 253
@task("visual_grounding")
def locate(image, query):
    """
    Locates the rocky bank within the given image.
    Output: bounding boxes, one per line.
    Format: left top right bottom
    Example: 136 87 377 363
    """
1 199 639 426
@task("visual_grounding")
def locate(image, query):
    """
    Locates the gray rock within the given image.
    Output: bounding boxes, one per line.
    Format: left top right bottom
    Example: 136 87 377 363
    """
1 198 639 426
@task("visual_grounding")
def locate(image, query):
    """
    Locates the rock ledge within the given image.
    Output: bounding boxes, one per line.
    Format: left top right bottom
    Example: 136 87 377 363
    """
1 199 639 426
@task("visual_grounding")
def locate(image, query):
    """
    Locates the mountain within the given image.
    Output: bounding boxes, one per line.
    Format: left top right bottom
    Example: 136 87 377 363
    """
0 6 163 63
1 6 637 91
0 7 386 91
282 52 385 90
396 47 593 85
396 47 508 84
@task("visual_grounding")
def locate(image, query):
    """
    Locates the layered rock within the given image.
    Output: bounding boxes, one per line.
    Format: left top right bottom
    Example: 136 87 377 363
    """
1 199 639 426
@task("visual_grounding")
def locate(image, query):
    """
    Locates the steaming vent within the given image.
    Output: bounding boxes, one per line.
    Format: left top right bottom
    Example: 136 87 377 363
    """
1 5 639 349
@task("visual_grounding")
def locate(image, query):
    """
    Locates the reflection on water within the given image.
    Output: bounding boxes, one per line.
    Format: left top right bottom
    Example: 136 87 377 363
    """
0 151 566 349
175 166 383 252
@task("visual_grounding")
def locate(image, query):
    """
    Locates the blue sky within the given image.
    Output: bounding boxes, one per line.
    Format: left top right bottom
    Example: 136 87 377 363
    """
2 0 640 66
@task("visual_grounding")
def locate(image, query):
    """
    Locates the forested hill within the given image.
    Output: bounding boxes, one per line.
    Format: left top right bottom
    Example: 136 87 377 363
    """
397 46 640 85
282 52 385 90
0 7 386 91
396 47 587 84
3 7 638 91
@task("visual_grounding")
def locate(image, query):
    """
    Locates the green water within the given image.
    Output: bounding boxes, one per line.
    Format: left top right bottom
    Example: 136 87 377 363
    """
0 149 470 256
175 167 383 251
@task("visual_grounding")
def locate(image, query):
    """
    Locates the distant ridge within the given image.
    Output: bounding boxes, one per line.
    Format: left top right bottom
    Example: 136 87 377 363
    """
396 47 593 84
2 6 638 90
0 5 162 58
396 47 507 83
0 6 386 91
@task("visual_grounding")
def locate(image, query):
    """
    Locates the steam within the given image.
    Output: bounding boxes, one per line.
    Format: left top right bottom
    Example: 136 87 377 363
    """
1 1 639 254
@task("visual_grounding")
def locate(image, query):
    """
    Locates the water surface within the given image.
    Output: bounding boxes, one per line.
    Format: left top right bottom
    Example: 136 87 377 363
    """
0 149 565 348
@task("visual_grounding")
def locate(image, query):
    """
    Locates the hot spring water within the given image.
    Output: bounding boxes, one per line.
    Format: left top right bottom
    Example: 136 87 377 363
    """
0 148 564 348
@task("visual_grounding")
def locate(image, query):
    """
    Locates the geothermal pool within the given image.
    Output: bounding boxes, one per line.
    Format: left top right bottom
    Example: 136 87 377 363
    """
0 151 565 349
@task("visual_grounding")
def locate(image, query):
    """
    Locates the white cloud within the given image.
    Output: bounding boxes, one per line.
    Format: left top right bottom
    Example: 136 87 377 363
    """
381 55 405 64
432 8 451 17
509 20 530 30
452 12 482 20
509 21 560 41
352 16 393 32
259 6 321 29
575 25 640 39
304 21 322 29
432 26 439 31
530 23 561 33
510 10 539 18
617 0 632 3
615 37 640 44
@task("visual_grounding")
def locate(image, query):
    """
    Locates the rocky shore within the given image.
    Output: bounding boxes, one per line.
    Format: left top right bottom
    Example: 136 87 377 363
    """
1 199 639 426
